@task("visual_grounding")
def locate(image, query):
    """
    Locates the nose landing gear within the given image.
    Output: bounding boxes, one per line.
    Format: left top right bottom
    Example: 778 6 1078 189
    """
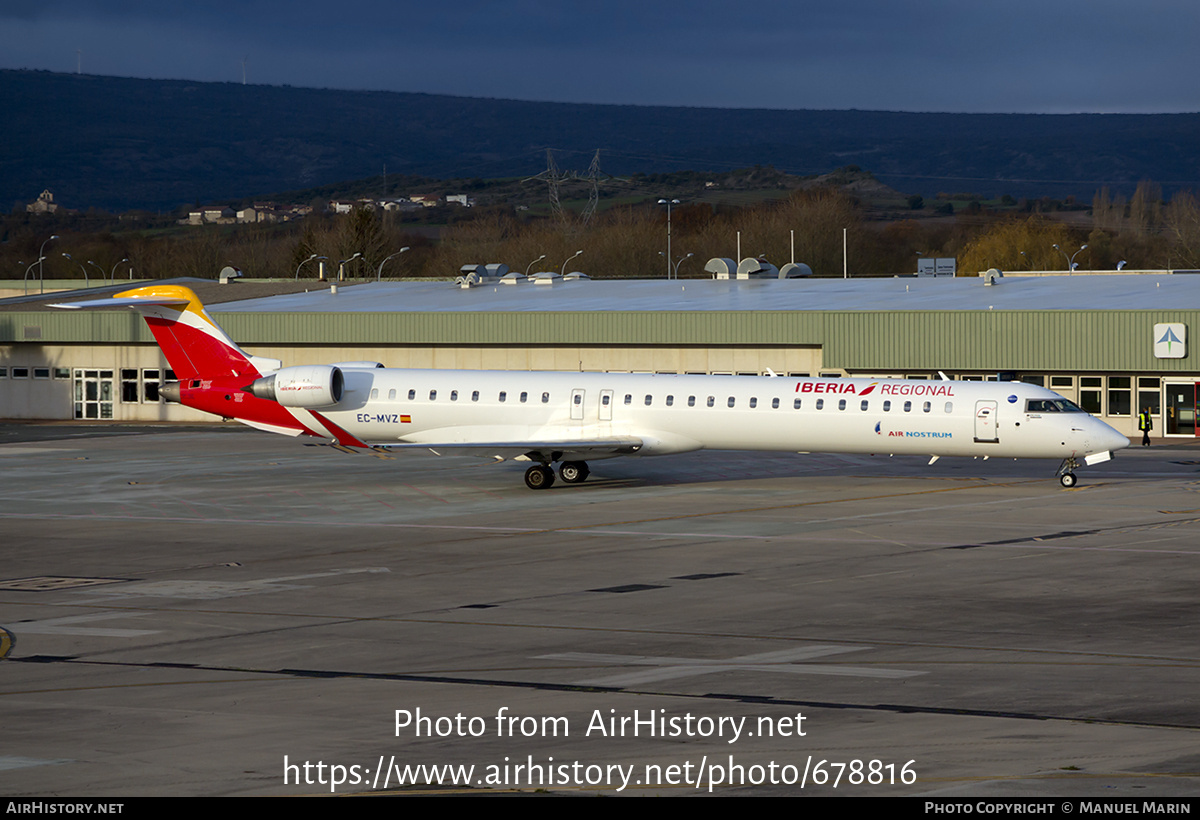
1057 457 1080 488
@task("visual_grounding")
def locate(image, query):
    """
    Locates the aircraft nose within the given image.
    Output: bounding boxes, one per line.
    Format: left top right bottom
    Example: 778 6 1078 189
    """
1098 422 1130 452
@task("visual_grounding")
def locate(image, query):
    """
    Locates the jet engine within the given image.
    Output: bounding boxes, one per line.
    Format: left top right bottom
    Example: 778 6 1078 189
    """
248 365 344 408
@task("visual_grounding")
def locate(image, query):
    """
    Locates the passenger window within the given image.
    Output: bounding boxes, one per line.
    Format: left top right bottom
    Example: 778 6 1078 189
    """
370 388 379 399
727 397 736 407
429 390 436 401
602 394 610 406
944 402 953 413
923 401 931 413
666 395 674 406
625 394 632 405
645 394 653 406
749 397 757 408
542 392 550 403
499 391 507 402
688 396 696 407
574 394 582 405
793 398 802 409
520 392 528 403
472 391 480 402
772 398 780 409
883 400 891 411
816 399 824 410
860 400 868 411
838 399 847 410
904 401 912 412
388 389 396 400
408 389 416 400
707 396 715 407
450 390 458 401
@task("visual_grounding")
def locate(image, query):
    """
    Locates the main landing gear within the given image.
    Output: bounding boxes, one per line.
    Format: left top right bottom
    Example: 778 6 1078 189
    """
1057 457 1079 488
523 461 590 490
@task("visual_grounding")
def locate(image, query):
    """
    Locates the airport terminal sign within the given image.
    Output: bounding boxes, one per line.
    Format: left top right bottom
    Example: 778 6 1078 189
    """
1154 323 1187 358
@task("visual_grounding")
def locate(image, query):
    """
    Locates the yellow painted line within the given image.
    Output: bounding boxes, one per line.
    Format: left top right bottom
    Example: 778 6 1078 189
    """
0 628 12 660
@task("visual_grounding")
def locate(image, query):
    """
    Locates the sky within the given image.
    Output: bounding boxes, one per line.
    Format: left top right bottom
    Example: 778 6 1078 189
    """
2 1 1199 114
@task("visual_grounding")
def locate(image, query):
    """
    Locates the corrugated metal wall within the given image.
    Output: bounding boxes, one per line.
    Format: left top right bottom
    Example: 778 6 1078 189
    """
5 308 1200 373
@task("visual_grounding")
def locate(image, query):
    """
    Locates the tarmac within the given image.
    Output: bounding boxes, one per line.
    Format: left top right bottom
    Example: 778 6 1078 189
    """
2 423 1199 796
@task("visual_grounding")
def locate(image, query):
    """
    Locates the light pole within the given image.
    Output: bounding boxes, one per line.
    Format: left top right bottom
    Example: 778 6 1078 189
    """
560 250 583 275
1053 243 1088 272
87 260 105 286
658 198 680 278
1019 251 1031 270
38 235 58 294
525 254 546 276
110 257 129 283
659 251 693 278
22 260 43 296
294 253 326 280
337 252 362 281
376 247 410 281
61 253 90 287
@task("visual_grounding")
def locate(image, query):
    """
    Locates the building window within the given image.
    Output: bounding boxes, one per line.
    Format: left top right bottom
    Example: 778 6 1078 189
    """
1080 377 1102 414
121 369 139 402
11 367 29 379
1107 377 1131 416
1050 376 1074 390
1138 377 1161 415
33 367 50 379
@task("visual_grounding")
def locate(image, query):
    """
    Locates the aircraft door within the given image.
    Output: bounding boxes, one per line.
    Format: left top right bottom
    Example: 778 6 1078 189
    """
599 389 613 421
974 400 998 443
571 388 586 421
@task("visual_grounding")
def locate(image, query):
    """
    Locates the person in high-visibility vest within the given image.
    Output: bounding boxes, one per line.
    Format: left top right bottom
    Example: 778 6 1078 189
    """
1138 407 1154 447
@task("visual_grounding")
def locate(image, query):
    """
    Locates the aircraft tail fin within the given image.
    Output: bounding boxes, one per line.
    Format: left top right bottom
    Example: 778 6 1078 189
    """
51 285 266 381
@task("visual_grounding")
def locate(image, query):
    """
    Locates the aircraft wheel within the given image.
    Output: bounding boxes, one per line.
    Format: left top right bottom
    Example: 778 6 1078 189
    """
524 465 555 490
559 461 590 483
1060 472 1077 488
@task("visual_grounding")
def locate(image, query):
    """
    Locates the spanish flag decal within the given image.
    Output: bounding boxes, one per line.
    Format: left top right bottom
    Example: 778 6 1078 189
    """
400 415 412 423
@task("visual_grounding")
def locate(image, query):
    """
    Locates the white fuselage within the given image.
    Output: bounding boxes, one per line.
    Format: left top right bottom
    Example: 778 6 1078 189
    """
319 370 1129 462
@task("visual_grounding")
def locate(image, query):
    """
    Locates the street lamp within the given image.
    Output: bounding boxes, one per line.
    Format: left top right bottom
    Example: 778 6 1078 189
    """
376 247 410 281
22 259 44 296
337 252 362 281
294 253 326 280
658 251 693 278
1019 251 1031 270
87 260 105 286
1053 243 1088 272
525 254 546 276
110 257 129 283
62 253 90 287
38 235 59 294
560 250 583 276
657 199 680 278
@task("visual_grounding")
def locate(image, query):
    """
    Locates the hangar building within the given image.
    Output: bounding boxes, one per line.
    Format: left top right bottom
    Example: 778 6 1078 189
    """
1 270 1198 439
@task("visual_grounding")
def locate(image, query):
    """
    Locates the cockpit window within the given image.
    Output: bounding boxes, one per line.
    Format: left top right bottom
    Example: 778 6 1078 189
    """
1026 399 1084 413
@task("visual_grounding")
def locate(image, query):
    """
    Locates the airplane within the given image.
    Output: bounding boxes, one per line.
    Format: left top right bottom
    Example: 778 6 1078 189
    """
52 284 1131 490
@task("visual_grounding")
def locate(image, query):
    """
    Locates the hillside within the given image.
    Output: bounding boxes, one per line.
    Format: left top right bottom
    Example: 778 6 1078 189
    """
4 70 1200 212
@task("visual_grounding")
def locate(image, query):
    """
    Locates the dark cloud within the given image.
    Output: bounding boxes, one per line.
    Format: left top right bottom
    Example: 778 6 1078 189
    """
1 1 1197 112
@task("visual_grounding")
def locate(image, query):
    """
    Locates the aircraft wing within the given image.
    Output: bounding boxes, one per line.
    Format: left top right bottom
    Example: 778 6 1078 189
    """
378 436 643 462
